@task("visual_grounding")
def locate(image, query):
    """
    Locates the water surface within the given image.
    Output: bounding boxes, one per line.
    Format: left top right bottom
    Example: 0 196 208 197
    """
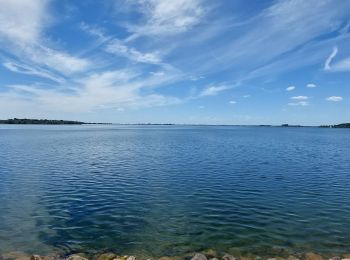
0 125 350 257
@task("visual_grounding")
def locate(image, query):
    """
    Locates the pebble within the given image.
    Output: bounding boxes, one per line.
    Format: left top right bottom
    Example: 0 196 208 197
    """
222 254 237 260
328 257 341 260
342 254 350 260
203 250 217 259
305 253 324 260
96 253 116 260
191 253 207 260
2 252 31 260
66 254 88 260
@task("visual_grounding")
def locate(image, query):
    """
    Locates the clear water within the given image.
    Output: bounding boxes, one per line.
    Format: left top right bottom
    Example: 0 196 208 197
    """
0 125 350 257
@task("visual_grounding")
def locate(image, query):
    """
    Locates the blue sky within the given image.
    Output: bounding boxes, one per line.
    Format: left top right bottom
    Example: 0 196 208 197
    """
0 0 350 125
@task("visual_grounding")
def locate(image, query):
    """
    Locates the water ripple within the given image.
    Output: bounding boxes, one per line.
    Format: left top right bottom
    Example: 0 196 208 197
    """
0 126 350 257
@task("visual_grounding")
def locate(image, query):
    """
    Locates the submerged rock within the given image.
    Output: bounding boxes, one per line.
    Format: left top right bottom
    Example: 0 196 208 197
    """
342 254 350 259
240 257 253 260
304 253 323 260
222 254 237 260
126 257 136 260
96 253 116 260
2 252 31 260
287 256 299 260
328 257 341 260
114 256 129 260
203 250 217 258
191 253 207 260
66 254 88 260
30 256 42 260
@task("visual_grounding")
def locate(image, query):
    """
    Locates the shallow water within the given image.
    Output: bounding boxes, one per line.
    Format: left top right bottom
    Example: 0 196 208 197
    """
0 125 350 257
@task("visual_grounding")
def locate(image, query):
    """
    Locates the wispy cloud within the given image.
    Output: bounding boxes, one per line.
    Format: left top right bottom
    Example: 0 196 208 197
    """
0 0 91 77
193 0 350 77
324 46 350 72
0 0 349 123
125 0 206 36
0 69 182 115
27 46 91 75
288 96 309 106
286 86 295 91
105 40 162 64
200 85 232 97
3 61 65 83
288 101 309 106
324 46 338 70
291 96 308 100
326 96 343 102
229 100 237 104
80 22 110 43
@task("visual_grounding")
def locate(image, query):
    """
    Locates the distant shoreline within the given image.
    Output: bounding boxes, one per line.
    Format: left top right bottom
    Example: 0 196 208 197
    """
0 118 349 128
0 118 111 125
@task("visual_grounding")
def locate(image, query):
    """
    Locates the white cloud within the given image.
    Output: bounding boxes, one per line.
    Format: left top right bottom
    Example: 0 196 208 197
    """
200 85 231 97
229 100 237 104
324 46 350 72
326 96 343 102
0 0 49 44
126 0 205 36
106 40 162 64
286 85 295 91
306 83 317 88
291 96 308 100
288 101 309 106
243 95 250 98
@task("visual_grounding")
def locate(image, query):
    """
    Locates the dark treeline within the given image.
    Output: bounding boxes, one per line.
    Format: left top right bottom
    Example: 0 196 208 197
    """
333 123 350 128
0 118 84 125
320 123 350 128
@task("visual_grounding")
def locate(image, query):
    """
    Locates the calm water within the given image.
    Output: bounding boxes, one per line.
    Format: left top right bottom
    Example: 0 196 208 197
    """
0 125 350 257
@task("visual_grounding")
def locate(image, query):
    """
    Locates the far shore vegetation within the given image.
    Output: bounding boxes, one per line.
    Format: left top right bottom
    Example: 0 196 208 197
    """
0 118 349 128
0 118 113 125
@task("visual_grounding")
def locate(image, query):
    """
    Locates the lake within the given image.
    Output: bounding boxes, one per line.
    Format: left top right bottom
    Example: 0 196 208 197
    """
0 125 349 258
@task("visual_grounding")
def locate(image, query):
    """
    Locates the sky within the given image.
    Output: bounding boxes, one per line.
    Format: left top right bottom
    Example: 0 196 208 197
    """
0 0 350 125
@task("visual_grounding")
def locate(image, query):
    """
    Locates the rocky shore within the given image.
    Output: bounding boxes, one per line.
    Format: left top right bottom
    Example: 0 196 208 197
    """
1 251 350 260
